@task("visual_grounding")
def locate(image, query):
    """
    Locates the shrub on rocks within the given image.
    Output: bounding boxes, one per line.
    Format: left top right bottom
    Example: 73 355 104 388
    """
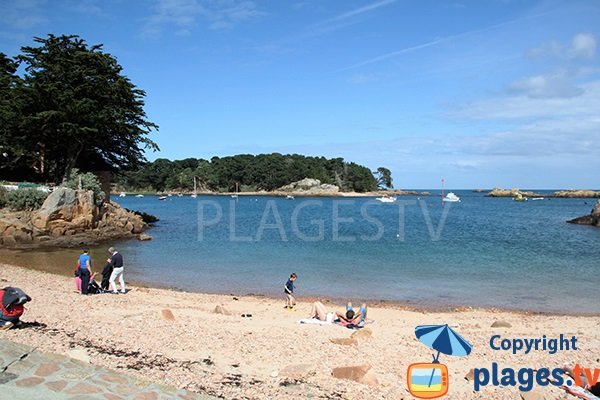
3 189 49 211
63 169 104 200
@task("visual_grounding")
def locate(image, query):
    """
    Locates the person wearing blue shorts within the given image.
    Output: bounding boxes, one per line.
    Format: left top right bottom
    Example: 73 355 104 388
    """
336 302 367 325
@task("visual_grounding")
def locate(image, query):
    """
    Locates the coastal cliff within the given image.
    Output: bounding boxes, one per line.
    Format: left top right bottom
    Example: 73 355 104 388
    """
567 200 600 227
0 187 148 248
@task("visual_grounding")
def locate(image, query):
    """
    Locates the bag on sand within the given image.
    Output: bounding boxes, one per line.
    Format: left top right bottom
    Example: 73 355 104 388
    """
0 287 31 320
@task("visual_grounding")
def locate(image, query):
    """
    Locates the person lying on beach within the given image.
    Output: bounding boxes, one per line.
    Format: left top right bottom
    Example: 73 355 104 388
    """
562 363 600 397
308 301 335 322
335 302 367 325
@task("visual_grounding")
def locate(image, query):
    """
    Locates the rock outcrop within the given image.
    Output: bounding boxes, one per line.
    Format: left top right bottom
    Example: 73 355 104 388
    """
0 187 148 247
488 188 600 198
567 200 600 227
553 189 600 198
486 188 544 197
278 178 339 195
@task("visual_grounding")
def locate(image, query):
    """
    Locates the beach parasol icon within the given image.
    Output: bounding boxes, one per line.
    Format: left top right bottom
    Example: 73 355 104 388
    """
415 324 473 362
414 324 473 391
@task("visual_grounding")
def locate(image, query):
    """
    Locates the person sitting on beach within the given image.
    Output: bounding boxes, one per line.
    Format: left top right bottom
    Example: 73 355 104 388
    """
335 302 367 325
308 301 335 322
284 273 297 309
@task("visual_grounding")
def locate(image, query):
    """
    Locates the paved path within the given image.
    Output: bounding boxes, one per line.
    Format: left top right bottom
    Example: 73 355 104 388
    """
0 338 217 400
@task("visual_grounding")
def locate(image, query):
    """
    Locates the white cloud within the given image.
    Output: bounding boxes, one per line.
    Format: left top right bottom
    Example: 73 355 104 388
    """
526 40 563 59
142 0 264 37
569 33 597 59
508 70 583 99
453 79 600 120
527 33 597 60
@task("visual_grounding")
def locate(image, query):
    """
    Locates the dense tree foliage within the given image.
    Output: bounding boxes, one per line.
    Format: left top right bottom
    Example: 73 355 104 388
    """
0 35 158 183
116 154 385 193
375 167 393 189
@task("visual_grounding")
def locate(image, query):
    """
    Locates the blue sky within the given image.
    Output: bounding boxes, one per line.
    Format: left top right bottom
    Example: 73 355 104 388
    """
1 0 599 189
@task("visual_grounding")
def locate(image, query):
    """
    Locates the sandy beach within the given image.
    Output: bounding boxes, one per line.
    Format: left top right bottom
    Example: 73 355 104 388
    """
1 262 599 399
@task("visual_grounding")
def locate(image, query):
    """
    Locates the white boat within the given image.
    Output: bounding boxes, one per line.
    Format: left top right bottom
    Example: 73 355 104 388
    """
286 195 295 200
376 195 397 203
167 193 172 197
158 196 167 201
443 192 461 202
531 197 545 201
191 177 198 198
135 194 144 198
119 192 126 197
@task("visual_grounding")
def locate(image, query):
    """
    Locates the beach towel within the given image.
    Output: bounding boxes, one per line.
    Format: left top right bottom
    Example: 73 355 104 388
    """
336 321 363 330
298 318 333 325
560 384 600 400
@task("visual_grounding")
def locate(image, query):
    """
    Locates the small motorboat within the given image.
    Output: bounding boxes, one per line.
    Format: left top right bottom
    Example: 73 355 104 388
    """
513 193 527 202
286 195 295 200
135 194 144 198
158 196 167 201
376 195 397 203
442 192 461 203
119 192 126 197
531 197 545 201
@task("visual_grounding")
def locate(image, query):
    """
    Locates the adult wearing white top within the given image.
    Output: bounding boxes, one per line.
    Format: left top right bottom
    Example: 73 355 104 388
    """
107 246 126 294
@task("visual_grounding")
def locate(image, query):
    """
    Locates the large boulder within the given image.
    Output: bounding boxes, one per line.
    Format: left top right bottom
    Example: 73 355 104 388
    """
332 364 379 387
2 187 149 248
278 178 340 195
32 187 97 231
568 200 600 227
0 213 34 246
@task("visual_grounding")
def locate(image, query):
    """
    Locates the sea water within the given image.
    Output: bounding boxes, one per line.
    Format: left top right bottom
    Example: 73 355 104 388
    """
115 191 600 314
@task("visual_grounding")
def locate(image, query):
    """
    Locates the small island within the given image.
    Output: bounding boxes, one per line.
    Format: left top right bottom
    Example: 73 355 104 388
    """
486 188 600 198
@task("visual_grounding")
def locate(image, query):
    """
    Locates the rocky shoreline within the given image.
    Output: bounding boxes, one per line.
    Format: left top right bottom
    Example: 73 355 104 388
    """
567 200 600 227
486 188 600 198
0 187 152 248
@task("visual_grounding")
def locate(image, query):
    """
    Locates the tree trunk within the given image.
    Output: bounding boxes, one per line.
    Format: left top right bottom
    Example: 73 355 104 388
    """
62 143 84 183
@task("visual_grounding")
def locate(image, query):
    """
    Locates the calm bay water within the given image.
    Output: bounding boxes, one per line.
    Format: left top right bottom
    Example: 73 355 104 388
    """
111 191 599 314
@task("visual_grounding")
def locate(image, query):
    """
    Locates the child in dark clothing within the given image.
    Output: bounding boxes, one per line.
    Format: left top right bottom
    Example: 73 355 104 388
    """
101 262 113 291
284 273 297 309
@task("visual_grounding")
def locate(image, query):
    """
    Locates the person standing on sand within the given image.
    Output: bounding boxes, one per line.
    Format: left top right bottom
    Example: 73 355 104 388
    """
107 247 125 294
78 249 93 295
284 273 297 309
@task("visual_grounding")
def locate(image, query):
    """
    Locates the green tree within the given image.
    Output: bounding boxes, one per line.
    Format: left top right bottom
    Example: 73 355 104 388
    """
17 34 158 183
0 53 27 179
375 167 393 189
